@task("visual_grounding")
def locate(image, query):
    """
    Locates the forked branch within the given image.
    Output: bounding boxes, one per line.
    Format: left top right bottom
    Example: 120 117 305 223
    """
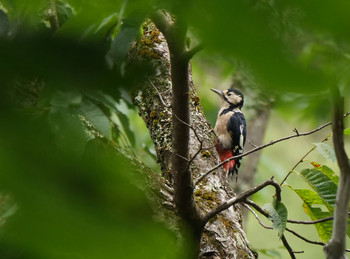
202 178 281 226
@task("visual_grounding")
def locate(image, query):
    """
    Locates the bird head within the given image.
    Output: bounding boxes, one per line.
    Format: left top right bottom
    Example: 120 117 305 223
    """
211 88 244 109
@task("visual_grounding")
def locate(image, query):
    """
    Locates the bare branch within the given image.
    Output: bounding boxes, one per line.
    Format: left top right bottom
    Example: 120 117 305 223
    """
196 112 350 184
287 213 350 225
282 235 296 259
248 140 259 148
287 227 325 246
202 178 281 225
243 203 272 229
244 199 270 217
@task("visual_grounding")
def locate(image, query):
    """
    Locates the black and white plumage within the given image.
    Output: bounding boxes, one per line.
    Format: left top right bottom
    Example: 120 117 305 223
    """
211 88 247 177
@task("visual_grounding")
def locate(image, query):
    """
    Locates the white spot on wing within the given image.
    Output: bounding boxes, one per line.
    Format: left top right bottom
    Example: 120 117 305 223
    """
239 124 244 152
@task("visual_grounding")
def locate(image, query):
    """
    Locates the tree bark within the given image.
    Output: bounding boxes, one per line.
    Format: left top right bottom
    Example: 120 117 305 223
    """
128 19 256 258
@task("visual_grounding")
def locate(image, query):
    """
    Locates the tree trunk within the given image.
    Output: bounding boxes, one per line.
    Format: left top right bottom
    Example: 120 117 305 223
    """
128 20 257 258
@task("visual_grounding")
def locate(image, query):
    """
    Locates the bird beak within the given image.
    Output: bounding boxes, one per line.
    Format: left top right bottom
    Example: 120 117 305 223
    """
211 88 224 97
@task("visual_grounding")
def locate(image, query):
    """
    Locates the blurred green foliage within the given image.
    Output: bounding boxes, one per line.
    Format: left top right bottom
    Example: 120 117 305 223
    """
1 0 350 258
0 1 175 258
0 110 177 259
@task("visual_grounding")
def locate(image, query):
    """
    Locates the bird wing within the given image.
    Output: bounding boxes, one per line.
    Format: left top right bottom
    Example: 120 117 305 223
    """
227 112 247 154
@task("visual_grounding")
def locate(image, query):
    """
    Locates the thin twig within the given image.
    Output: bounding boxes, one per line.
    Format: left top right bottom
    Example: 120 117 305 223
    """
287 213 350 225
243 203 272 229
175 153 189 162
246 199 350 225
196 112 350 185
286 227 325 246
282 235 296 259
244 199 270 217
245 200 326 251
248 140 258 148
149 80 171 108
280 133 331 186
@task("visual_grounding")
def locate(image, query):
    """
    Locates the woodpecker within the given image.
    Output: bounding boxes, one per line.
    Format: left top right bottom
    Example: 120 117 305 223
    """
211 88 247 177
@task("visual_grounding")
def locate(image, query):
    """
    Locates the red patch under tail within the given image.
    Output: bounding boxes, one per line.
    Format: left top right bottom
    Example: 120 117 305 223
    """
215 142 236 174
220 150 236 172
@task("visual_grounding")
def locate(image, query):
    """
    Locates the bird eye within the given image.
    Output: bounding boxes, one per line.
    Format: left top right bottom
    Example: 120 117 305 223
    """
227 93 231 96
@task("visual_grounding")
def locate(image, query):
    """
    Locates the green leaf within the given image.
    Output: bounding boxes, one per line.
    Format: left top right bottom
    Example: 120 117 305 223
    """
80 100 111 139
257 248 281 258
302 203 333 242
314 142 336 162
84 91 118 112
117 111 136 146
0 10 9 38
264 200 288 238
50 90 82 109
49 91 87 156
300 168 338 208
344 128 350 135
289 187 333 242
106 13 145 71
318 165 339 185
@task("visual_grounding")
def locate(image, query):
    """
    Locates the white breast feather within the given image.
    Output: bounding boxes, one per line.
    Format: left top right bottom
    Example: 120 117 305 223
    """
214 110 233 149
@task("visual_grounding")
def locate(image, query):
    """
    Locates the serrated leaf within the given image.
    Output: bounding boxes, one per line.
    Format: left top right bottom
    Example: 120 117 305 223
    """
344 128 350 135
288 187 333 242
301 168 338 208
264 201 288 238
314 142 336 162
